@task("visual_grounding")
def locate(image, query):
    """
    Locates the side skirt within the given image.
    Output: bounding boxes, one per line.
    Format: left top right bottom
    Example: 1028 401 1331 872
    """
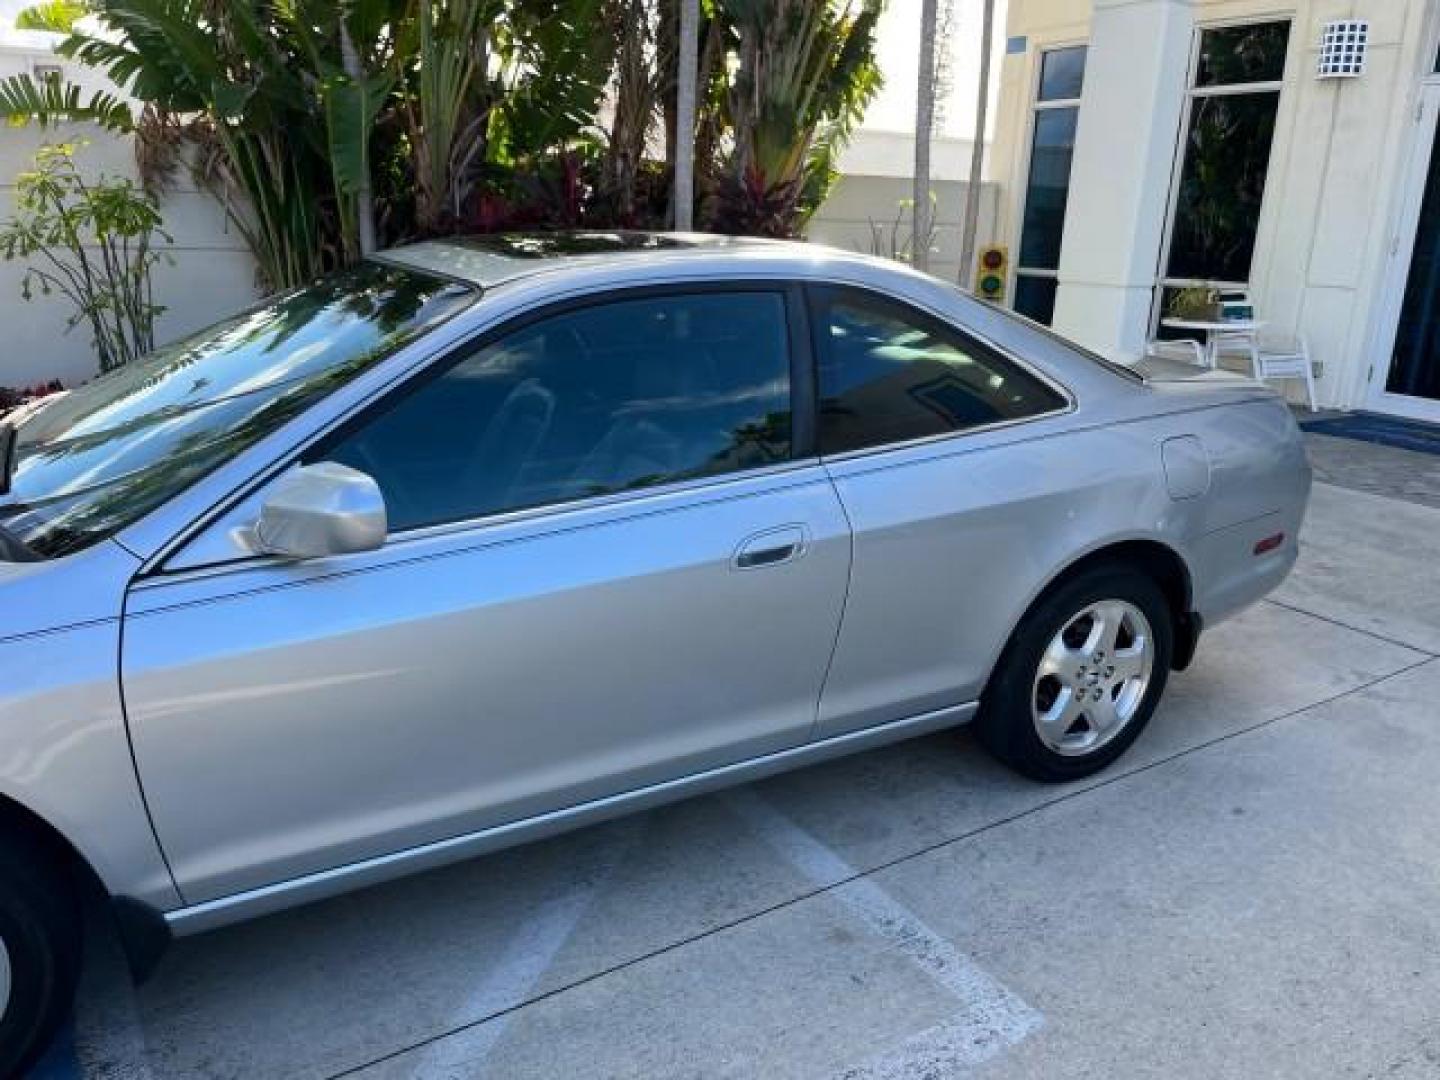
164 702 977 937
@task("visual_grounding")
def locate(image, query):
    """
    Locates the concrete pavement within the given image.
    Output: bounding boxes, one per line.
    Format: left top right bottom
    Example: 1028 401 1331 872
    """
47 470 1440 1079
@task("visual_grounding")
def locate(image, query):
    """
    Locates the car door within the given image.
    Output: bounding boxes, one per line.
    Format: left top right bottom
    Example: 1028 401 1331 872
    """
122 285 851 903
806 284 1075 738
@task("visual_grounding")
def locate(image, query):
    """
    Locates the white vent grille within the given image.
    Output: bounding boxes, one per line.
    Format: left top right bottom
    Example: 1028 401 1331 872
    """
1318 20 1368 79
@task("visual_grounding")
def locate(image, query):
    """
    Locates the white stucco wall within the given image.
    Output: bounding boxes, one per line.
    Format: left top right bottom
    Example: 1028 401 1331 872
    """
0 34 258 389
993 0 1438 411
807 173 1001 285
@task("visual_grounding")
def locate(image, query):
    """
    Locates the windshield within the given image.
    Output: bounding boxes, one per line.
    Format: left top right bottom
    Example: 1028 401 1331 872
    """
0 262 474 559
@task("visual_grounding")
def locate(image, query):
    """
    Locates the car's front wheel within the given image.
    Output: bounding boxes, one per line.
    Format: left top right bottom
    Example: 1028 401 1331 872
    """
979 566 1174 782
0 832 81 1078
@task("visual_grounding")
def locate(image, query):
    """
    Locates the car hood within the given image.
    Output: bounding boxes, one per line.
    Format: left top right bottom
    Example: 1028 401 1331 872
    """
0 539 139 643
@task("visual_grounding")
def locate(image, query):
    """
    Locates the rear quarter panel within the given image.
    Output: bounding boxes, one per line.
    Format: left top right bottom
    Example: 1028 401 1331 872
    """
815 388 1308 738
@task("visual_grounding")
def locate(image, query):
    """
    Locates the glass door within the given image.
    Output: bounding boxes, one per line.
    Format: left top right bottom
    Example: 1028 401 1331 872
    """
1372 84 1440 421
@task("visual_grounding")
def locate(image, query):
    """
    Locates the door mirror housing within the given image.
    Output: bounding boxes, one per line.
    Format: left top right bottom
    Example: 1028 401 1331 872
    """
252 463 387 559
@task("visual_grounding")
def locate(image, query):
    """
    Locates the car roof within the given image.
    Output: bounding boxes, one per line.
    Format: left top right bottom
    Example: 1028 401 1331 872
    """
371 230 845 289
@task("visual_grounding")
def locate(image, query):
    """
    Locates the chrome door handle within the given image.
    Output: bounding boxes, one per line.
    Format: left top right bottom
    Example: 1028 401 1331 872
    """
733 525 807 570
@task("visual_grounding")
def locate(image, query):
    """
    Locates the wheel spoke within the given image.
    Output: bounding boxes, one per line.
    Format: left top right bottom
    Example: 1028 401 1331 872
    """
1110 645 1146 683
1039 634 1084 679
1038 685 1084 735
1086 692 1120 738
1095 602 1125 659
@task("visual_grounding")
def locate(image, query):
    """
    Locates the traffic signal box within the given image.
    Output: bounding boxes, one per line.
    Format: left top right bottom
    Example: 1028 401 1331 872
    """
975 245 1008 303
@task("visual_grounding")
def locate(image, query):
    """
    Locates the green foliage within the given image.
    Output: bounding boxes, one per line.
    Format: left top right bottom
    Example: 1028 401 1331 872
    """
1167 286 1221 321
713 0 884 235
14 1 90 33
0 71 131 132
0 0 886 290
0 142 172 373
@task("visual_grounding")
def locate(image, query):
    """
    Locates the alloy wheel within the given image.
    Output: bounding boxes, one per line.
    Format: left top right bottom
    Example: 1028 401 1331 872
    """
1031 599 1155 757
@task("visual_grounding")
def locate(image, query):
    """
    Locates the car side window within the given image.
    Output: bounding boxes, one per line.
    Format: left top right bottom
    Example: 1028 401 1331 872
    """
812 287 1068 455
321 291 794 532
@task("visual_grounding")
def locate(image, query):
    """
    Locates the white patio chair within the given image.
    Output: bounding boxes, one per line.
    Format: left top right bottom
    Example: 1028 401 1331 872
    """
1253 335 1319 413
1145 338 1209 368
1210 327 1260 373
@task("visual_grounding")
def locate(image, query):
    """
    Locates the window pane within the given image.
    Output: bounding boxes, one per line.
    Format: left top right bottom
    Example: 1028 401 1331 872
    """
1018 107 1079 271
1038 46 1087 101
1013 275 1060 326
326 293 792 531
1166 91 1280 282
1195 22 1290 87
815 290 1067 454
1 264 472 557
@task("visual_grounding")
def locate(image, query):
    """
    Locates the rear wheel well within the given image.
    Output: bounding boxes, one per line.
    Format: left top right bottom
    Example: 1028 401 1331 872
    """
1033 541 1199 670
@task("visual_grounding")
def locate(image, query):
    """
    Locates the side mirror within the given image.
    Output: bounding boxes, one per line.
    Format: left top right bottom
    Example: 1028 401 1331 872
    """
252 463 387 560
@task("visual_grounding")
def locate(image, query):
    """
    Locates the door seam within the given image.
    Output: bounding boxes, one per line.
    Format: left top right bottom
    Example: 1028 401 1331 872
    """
806 463 857 742
116 575 187 904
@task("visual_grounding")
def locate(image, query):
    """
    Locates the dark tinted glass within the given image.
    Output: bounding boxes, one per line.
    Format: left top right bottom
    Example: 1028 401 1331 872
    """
0 264 472 557
1166 91 1280 282
1018 107 1080 270
1388 123 1440 401
1195 22 1289 86
814 289 1067 454
1038 46 1086 101
325 292 793 531
1013 275 1060 326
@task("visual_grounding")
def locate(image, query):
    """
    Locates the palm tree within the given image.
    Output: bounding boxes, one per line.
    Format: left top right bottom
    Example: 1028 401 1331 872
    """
673 0 700 230
338 5 377 256
958 0 995 288
912 0 938 272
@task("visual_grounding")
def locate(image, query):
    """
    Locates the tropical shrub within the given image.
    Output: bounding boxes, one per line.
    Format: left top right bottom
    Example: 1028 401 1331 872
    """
714 0 883 236
0 381 65 419
1 0 884 288
0 142 171 373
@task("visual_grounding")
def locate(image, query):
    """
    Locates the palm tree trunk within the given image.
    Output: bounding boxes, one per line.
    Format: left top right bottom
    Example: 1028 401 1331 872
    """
912 0 938 272
673 0 700 231
339 12 376 256
958 0 995 288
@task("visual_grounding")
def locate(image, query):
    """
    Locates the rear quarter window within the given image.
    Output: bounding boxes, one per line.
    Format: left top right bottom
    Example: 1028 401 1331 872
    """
810 287 1068 455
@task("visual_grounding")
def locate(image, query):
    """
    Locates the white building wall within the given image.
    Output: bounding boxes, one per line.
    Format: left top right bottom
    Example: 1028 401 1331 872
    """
807 172 1001 284
0 33 257 389
994 0 1437 410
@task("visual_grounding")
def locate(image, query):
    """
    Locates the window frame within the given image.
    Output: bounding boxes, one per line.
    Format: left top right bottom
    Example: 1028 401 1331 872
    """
1151 16 1292 332
1012 42 1089 325
299 280 818 541
802 282 1075 461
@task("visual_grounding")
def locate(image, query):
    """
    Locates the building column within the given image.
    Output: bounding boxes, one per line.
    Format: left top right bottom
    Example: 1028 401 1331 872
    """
1052 0 1194 360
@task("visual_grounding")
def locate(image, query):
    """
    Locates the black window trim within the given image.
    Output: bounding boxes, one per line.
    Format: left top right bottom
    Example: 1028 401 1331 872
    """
286 279 819 543
802 282 1076 463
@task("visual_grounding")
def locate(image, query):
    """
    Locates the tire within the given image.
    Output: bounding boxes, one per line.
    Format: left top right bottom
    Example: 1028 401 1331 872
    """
0 832 81 1079
979 566 1174 783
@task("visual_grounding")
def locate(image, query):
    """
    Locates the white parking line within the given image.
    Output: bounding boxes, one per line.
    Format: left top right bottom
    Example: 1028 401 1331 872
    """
399 823 643 1079
723 789 1043 1076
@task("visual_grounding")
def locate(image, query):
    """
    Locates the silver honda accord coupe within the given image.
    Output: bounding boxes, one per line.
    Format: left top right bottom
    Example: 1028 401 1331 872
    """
0 232 1309 1072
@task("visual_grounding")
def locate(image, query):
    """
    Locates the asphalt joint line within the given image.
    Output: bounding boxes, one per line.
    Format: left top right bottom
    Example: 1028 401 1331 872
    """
1261 596 1440 659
